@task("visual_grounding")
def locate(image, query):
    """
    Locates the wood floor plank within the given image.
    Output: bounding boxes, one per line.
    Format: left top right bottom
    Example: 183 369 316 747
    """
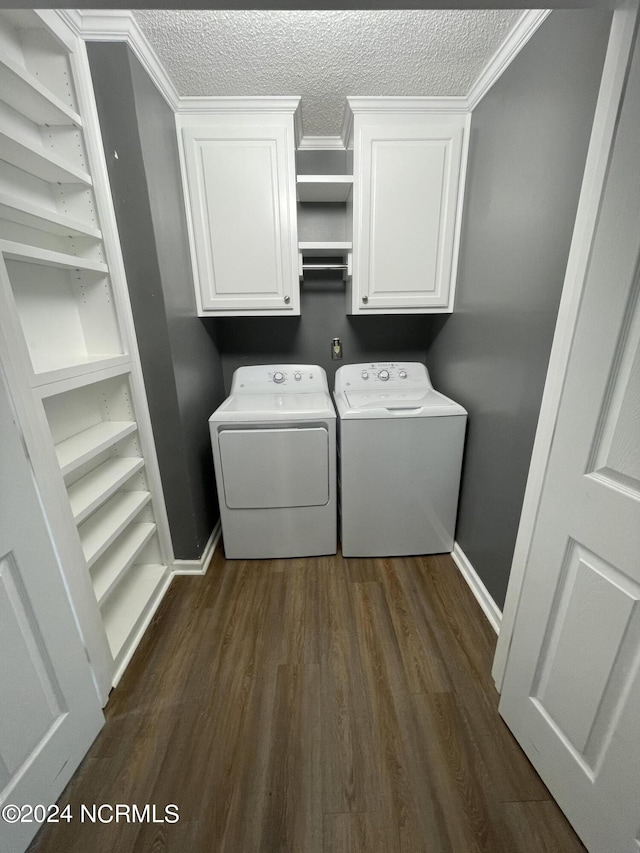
378 556 454 694
260 663 323 852
501 801 588 852
319 558 380 814
351 579 449 852
29 547 586 853
323 812 383 853
413 554 550 803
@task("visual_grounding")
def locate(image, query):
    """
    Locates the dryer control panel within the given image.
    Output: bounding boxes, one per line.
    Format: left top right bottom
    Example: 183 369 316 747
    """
335 362 432 393
230 364 330 394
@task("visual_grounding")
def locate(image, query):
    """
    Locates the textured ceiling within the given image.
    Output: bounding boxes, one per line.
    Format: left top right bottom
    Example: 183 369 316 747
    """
134 10 523 137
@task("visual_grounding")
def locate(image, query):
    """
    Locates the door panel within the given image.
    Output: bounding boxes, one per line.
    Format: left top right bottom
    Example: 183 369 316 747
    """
499 17 640 853
182 121 298 314
0 372 103 853
355 122 464 311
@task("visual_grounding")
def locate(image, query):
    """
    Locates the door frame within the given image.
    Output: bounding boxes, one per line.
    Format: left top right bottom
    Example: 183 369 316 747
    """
493 0 639 690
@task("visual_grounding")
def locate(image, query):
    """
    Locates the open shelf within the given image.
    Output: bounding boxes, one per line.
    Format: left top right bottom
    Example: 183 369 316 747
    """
91 522 156 605
0 55 82 127
0 127 91 185
0 193 101 239
102 563 168 662
68 456 145 524
30 355 131 390
79 489 151 568
297 175 353 202
1 240 108 273
55 421 137 476
299 241 352 255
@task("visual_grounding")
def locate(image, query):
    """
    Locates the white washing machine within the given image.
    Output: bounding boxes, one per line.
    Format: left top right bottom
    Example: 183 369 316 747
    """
334 362 466 557
209 364 336 559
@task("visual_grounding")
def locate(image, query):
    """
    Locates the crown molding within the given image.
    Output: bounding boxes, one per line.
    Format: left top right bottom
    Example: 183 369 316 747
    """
346 96 469 114
61 8 551 146
58 10 180 111
466 9 552 111
176 96 302 115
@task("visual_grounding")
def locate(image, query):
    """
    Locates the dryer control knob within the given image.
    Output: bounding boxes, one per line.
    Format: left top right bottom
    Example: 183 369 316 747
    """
378 369 390 381
399 370 407 379
294 372 302 381
273 371 285 384
361 371 369 380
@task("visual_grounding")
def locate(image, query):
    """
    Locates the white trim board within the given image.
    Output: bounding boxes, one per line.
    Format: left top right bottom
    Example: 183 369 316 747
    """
451 543 502 635
466 10 551 110
58 10 180 112
172 521 221 576
491 3 639 692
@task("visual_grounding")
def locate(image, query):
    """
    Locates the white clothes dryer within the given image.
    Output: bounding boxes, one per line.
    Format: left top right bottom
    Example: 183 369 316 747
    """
209 364 336 559
334 362 466 557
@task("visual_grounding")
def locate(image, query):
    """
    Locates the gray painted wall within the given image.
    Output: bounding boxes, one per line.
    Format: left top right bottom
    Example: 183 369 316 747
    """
426 10 611 609
212 281 438 392
88 43 225 560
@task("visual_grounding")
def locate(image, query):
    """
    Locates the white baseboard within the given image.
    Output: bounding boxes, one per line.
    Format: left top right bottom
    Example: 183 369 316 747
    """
172 521 221 576
451 542 502 635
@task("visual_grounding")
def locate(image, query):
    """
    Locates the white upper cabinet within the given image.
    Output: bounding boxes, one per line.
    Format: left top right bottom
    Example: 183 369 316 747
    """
345 99 469 314
177 100 301 316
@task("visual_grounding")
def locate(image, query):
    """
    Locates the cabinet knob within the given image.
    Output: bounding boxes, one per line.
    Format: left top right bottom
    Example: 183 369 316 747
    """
362 295 368 304
284 295 290 304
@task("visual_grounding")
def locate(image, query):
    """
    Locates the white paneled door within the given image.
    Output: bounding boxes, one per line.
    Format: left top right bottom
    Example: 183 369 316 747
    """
499 18 640 853
0 372 103 853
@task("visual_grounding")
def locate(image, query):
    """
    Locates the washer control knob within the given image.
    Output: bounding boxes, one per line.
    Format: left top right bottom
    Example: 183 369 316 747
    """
399 370 407 379
361 371 369 380
378 369 390 381
273 371 285 384
294 372 302 381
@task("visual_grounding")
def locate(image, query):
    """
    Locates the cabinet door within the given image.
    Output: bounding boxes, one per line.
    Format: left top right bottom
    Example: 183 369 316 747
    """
353 122 464 312
182 124 299 315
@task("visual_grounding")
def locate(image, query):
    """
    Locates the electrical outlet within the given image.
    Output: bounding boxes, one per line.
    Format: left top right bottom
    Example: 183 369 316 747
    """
331 337 343 360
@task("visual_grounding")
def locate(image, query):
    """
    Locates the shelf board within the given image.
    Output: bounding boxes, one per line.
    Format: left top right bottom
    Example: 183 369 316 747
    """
102 564 168 662
299 241 352 255
92 522 156 605
297 175 353 203
68 456 145 524
0 193 101 239
0 127 92 185
55 420 137 477
0 55 82 127
79 489 151 568
0 240 108 274
31 355 131 391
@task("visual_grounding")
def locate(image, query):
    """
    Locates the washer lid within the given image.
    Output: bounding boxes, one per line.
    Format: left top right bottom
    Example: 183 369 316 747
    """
337 388 466 419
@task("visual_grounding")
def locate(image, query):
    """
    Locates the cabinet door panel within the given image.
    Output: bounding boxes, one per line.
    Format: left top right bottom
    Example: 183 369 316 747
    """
182 124 298 314
355 123 464 311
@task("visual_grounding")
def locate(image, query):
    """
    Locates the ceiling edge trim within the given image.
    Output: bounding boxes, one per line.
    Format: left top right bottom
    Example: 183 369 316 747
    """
61 8 552 144
59 10 181 112
466 9 552 111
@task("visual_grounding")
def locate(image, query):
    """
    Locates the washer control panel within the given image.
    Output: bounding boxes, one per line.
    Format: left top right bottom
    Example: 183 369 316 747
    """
230 364 329 394
336 362 432 393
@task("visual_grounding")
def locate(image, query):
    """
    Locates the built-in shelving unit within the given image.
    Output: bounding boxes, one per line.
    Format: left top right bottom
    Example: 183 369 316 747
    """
0 10 170 698
296 153 353 280
68 456 145 523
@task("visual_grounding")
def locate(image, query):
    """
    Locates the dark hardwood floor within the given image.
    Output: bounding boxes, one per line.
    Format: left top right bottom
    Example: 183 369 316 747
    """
29 547 586 852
